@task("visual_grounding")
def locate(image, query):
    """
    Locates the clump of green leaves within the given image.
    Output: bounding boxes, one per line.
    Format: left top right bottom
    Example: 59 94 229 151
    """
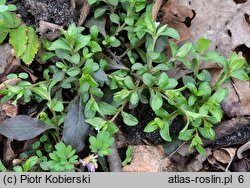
13 156 39 172
0 0 39 64
0 0 249 173
40 142 78 172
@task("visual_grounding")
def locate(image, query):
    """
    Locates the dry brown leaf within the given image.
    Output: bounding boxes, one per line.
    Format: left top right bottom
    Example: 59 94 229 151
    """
122 145 172 172
1 103 18 118
0 44 21 80
0 78 21 90
160 0 193 42
213 148 236 164
186 148 212 172
176 0 250 57
3 139 16 165
152 0 164 21
207 156 226 171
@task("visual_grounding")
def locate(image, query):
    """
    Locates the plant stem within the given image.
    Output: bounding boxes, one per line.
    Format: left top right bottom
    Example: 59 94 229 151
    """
147 36 157 70
110 101 127 123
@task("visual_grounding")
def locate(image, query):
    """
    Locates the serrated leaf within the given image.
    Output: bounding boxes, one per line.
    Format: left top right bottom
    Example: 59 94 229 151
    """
62 97 90 152
21 27 39 65
9 25 27 57
0 115 52 141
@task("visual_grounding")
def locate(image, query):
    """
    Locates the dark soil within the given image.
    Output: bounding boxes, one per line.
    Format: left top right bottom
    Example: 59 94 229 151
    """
9 0 79 26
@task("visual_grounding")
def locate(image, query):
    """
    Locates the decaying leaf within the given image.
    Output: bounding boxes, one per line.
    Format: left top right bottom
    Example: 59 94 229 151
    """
62 96 90 152
160 0 193 42
3 139 16 166
176 0 250 57
122 145 172 172
213 148 236 164
0 115 51 141
1 103 18 118
207 156 226 171
0 44 21 80
186 148 212 172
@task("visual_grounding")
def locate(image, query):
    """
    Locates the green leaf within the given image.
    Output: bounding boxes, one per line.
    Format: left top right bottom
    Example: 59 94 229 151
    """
178 129 195 141
9 25 27 57
195 144 206 156
30 86 50 100
18 72 29 79
110 13 120 24
231 69 249 81
197 37 211 53
122 145 133 166
121 111 138 126
169 41 177 56
48 38 71 51
94 7 107 18
229 56 246 71
98 102 118 116
144 120 158 132
142 73 154 86
89 41 102 53
51 99 64 112
203 51 228 69
88 0 97 5
66 67 81 77
130 91 139 106
176 43 192 58
158 26 180 40
75 35 91 52
211 88 228 103
150 91 163 111
21 27 39 65
86 117 106 129
160 122 172 142
89 131 114 157
13 166 23 172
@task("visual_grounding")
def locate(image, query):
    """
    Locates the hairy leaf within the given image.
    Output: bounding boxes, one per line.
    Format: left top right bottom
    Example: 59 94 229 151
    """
9 25 27 57
21 27 39 64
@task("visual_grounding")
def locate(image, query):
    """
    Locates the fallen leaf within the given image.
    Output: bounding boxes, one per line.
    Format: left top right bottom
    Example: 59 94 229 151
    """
0 44 21 80
3 139 16 166
231 158 250 171
176 0 250 57
152 0 164 21
0 115 52 141
160 0 193 42
62 96 90 152
207 156 226 171
186 148 212 171
213 148 236 164
1 103 18 117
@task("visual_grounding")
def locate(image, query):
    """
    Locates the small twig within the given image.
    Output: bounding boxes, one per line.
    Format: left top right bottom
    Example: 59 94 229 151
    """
169 141 187 158
78 1 91 26
105 47 124 66
237 140 250 159
152 0 164 21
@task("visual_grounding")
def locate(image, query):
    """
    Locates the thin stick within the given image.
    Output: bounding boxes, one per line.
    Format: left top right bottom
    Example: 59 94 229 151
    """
152 0 164 21
78 1 91 26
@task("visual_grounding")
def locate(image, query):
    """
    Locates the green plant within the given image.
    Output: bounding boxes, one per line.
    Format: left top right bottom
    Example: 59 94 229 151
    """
13 156 38 172
0 0 249 173
40 142 78 172
0 0 39 64
122 145 133 166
